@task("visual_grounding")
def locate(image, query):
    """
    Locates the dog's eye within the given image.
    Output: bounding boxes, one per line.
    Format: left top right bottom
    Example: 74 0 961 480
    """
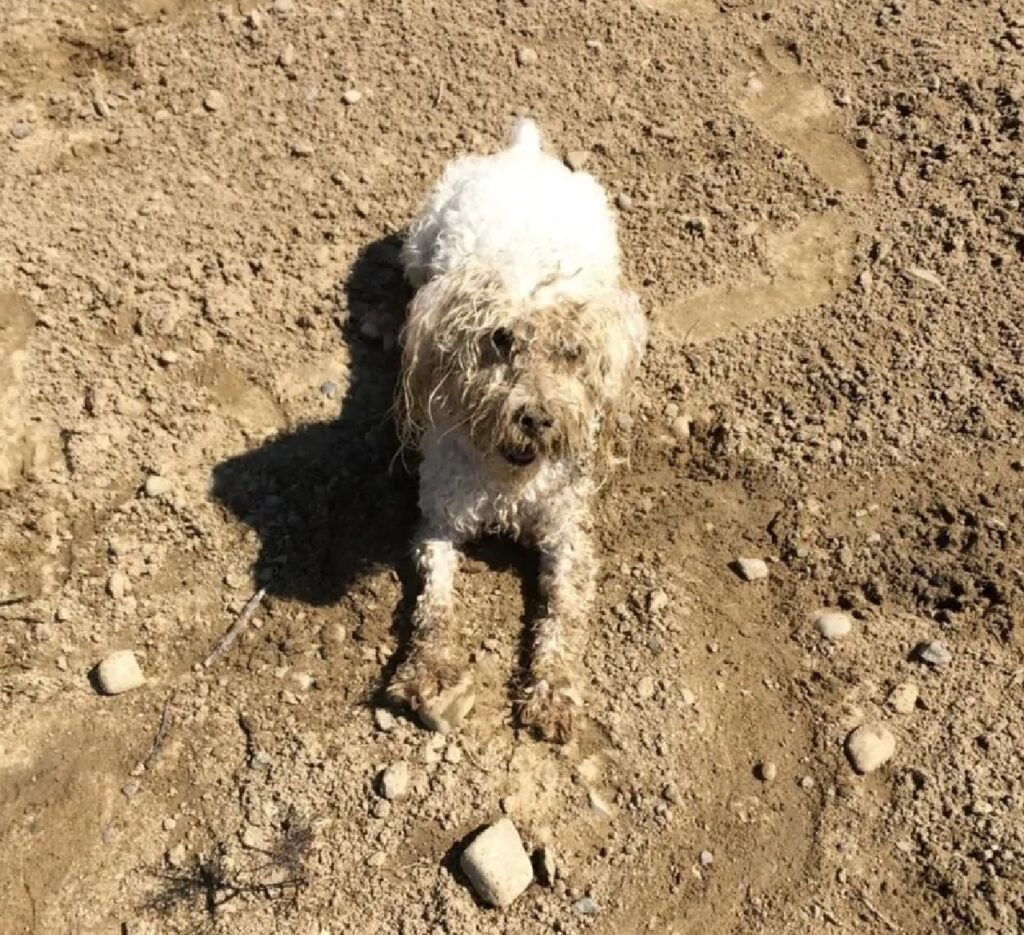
491 328 514 357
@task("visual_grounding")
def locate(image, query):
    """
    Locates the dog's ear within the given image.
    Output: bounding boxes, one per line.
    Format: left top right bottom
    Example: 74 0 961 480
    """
397 267 500 447
593 288 647 473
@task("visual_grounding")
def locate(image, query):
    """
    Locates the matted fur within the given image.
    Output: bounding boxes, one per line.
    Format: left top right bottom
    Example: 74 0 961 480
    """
388 119 646 741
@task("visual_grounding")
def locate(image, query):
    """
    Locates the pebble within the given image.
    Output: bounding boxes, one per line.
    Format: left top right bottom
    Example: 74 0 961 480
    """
122 780 141 798
915 641 951 667
905 266 944 288
157 349 179 366
756 761 777 783
279 44 297 67
320 380 339 398
163 817 176 831
273 0 295 12
10 121 32 140
680 688 696 706
203 90 225 112
845 722 896 774
887 682 919 714
698 850 714 866
459 819 534 907
813 611 852 640
565 150 591 171
572 897 600 917
374 708 397 732
107 571 131 599
291 140 315 157
647 588 669 614
96 650 145 695
536 845 557 885
516 47 539 66
167 843 187 867
734 557 769 581
615 192 634 211
378 761 410 801
342 89 363 105
144 474 172 497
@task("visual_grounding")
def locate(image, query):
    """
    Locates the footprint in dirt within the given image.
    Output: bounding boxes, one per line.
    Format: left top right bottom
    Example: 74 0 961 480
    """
663 43 870 343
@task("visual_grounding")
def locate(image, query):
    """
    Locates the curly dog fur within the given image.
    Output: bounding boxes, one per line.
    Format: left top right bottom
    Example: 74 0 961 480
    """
388 119 647 741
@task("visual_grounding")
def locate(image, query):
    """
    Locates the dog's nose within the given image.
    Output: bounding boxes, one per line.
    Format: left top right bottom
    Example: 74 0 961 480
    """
517 406 554 437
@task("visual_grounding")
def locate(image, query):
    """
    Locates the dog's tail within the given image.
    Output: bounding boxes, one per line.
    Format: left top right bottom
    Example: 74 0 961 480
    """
509 118 542 153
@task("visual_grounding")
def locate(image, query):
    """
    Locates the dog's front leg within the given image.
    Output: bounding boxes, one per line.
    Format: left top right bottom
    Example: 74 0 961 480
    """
389 527 475 733
520 521 595 742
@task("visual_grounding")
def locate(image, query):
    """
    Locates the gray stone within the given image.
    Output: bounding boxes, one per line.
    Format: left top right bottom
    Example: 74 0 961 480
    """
10 121 32 140
460 819 534 907
96 650 145 695
814 610 852 640
887 682 919 714
915 640 951 667
573 897 600 917
378 761 410 801
845 722 896 774
734 557 769 581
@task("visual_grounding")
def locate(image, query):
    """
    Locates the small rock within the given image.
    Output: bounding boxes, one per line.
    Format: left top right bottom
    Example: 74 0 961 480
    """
905 266 943 288
203 90 225 112
756 761 777 783
516 47 539 66
535 845 557 885
374 708 397 732
291 140 315 157
342 89 363 105
96 650 145 695
915 640 951 668
122 780 142 798
320 380 339 398
887 682 919 714
637 676 656 700
587 789 614 817
845 722 896 774
565 150 591 171
167 844 187 867
246 9 263 28
10 121 32 140
615 192 634 211
734 557 769 581
378 761 410 801
157 349 179 366
273 0 295 12
698 850 714 866
94 98 110 118
813 610 852 640
680 688 696 706
799 775 815 789
647 588 669 614
279 44 297 67
163 817 176 831
107 571 131 599
573 897 600 917
144 474 172 498
459 819 534 907
291 671 313 691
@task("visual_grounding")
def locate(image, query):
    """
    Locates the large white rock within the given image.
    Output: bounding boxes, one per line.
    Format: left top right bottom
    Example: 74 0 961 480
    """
845 722 896 774
96 650 145 695
735 557 769 581
459 818 534 907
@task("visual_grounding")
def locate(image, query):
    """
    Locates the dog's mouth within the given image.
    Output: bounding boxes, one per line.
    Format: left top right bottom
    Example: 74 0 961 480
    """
500 444 538 467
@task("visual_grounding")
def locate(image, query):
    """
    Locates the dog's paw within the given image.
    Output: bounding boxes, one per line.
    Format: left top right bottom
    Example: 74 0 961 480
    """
389 656 475 734
519 679 581 744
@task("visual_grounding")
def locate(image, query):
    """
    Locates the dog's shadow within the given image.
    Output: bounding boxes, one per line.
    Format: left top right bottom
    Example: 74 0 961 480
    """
211 235 417 624
210 234 546 709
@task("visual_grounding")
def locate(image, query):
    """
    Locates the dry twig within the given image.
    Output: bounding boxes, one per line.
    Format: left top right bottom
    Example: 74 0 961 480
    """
203 589 266 668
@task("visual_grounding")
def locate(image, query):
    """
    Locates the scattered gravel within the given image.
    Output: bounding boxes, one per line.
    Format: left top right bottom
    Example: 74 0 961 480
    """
95 650 145 695
459 819 534 907
845 723 896 774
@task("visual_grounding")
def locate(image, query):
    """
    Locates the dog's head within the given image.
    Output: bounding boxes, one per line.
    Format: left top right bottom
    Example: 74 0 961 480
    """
398 266 646 478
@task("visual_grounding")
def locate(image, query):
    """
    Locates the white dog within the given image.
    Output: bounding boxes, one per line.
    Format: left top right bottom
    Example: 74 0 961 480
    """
388 119 647 742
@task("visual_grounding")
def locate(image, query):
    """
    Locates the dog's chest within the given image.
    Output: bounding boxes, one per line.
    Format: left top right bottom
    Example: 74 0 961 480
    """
418 432 573 540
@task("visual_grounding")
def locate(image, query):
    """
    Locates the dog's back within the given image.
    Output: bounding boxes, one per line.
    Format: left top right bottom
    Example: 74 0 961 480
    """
402 120 622 304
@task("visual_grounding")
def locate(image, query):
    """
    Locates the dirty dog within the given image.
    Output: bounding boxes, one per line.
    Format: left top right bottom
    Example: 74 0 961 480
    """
388 119 647 741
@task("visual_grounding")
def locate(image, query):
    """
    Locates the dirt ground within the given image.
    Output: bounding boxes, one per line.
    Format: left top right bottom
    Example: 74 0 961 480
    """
1 0 1022 932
